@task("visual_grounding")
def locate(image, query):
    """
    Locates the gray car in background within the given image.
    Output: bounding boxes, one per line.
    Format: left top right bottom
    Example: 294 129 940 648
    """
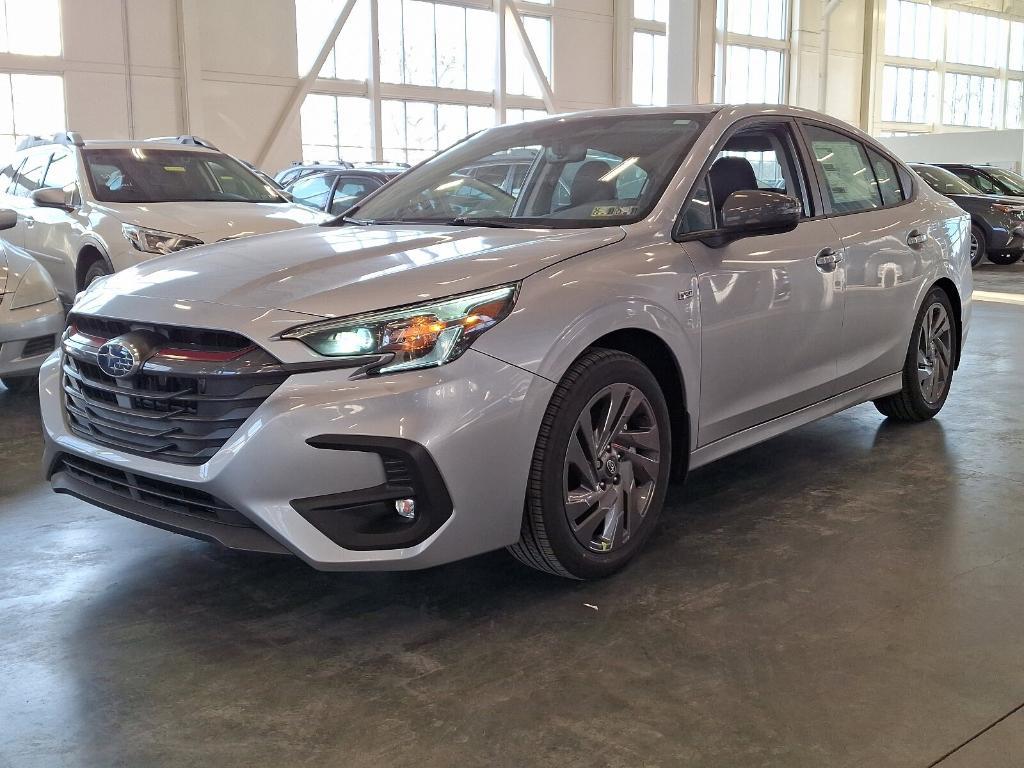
0 209 65 393
39 105 972 579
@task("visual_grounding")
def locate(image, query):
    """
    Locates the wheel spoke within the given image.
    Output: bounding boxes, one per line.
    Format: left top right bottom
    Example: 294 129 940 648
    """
596 384 638 455
566 428 599 489
613 426 659 453
565 487 603 523
627 450 660 484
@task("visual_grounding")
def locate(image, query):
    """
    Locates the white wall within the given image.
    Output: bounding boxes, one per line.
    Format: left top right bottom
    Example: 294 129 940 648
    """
43 0 303 171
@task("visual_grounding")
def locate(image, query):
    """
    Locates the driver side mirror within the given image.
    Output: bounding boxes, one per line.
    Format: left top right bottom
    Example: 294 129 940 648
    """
0 208 16 230
31 186 74 211
701 190 801 248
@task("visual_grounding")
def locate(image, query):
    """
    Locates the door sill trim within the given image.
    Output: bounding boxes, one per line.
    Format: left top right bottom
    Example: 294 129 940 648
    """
689 373 903 471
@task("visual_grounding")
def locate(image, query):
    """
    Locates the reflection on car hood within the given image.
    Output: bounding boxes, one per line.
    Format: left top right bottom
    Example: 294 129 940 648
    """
91 224 626 317
95 201 331 241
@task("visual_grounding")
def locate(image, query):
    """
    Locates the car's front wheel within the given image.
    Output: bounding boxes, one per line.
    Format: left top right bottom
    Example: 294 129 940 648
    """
508 349 672 579
987 251 1023 266
81 259 111 290
873 287 957 422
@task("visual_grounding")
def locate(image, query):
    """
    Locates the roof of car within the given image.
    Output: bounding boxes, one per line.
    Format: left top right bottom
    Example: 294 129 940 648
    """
290 167 403 181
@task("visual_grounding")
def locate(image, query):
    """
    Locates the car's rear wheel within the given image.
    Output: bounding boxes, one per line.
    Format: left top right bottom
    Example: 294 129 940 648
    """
874 287 957 422
987 251 1023 265
969 225 985 267
1 376 35 394
508 349 672 579
81 259 111 290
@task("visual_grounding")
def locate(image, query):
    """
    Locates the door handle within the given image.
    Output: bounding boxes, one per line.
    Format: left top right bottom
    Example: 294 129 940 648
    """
907 229 927 247
815 247 843 272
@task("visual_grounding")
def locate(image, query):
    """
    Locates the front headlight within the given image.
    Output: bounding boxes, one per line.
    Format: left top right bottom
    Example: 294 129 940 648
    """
9 262 58 310
282 284 519 373
122 224 203 255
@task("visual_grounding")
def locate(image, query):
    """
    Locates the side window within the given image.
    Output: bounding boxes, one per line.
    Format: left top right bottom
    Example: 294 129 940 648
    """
11 151 52 198
43 150 77 189
967 171 1000 195
678 122 808 235
289 174 334 209
867 149 904 207
469 164 510 191
803 125 881 214
330 179 376 214
681 178 715 233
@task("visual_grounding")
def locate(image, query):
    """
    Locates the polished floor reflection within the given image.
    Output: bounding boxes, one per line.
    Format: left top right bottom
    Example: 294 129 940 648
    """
2 263 1023 768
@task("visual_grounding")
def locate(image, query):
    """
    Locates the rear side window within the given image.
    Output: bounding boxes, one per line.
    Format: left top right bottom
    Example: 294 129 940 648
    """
330 178 378 214
803 125 880 214
867 149 904 206
288 174 334 209
958 169 1001 195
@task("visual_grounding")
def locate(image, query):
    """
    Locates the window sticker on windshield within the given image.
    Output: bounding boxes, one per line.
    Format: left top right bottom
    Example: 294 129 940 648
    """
163 166 186 173
591 205 636 217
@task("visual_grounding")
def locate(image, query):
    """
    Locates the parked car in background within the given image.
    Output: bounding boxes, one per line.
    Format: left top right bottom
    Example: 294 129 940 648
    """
275 160 410 189
0 133 330 304
42 106 971 579
935 163 1024 200
912 163 1024 266
0 209 65 393
286 166 406 215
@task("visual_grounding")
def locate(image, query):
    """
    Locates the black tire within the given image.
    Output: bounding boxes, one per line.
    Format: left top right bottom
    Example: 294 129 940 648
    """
874 287 957 422
80 259 111 290
1 376 35 394
969 225 985 267
987 251 1023 266
507 349 673 579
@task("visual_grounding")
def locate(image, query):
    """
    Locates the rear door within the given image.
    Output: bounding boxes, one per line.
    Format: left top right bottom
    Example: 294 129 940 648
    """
798 121 938 391
678 118 846 445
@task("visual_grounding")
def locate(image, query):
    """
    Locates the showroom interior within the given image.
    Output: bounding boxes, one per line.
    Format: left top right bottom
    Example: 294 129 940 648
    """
2 0 1024 765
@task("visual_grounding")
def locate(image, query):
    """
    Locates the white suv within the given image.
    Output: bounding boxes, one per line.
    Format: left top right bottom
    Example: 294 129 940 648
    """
0 133 330 303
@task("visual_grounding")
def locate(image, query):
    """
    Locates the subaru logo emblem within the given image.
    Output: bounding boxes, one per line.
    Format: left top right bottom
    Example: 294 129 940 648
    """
95 331 163 379
97 340 139 378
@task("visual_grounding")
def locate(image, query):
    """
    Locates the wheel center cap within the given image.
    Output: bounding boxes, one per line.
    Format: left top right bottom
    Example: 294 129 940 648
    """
605 458 619 477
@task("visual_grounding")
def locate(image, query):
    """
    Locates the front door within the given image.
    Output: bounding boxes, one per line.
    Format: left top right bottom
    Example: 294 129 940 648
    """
678 120 846 446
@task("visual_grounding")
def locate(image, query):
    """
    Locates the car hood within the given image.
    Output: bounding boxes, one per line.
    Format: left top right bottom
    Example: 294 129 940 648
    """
94 200 331 242
95 224 625 317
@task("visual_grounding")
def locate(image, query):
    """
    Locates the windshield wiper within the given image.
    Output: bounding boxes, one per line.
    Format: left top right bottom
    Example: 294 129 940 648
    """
445 216 517 228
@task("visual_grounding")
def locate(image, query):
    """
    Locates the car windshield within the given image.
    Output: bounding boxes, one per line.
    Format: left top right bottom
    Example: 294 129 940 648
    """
914 166 979 196
347 113 709 227
83 148 286 204
983 167 1024 195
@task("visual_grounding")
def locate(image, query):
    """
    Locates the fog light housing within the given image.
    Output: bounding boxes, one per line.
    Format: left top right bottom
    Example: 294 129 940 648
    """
395 498 416 520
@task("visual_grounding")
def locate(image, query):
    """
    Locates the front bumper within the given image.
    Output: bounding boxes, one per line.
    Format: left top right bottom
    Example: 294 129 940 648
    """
40 347 554 570
0 297 65 379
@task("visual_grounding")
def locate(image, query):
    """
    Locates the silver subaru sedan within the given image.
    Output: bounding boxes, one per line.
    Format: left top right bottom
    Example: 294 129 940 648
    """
39 105 972 579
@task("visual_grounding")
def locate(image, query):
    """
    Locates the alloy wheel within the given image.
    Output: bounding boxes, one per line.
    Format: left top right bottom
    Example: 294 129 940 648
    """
562 383 661 553
969 232 980 262
917 302 953 405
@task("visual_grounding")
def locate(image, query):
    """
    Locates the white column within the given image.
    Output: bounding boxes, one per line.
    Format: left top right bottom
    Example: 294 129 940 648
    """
666 0 699 105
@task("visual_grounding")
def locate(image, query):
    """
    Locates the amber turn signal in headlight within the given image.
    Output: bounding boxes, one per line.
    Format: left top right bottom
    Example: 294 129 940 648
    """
281 284 519 373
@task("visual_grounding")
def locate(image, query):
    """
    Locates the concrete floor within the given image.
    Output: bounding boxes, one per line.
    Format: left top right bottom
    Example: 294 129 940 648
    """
2 263 1024 768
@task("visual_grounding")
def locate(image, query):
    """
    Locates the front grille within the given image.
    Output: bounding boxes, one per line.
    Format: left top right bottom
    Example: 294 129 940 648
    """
57 454 255 527
72 315 252 353
21 334 56 358
62 317 288 465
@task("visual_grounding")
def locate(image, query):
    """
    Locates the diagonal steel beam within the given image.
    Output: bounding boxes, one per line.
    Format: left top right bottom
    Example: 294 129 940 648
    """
256 0 358 166
506 0 556 113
